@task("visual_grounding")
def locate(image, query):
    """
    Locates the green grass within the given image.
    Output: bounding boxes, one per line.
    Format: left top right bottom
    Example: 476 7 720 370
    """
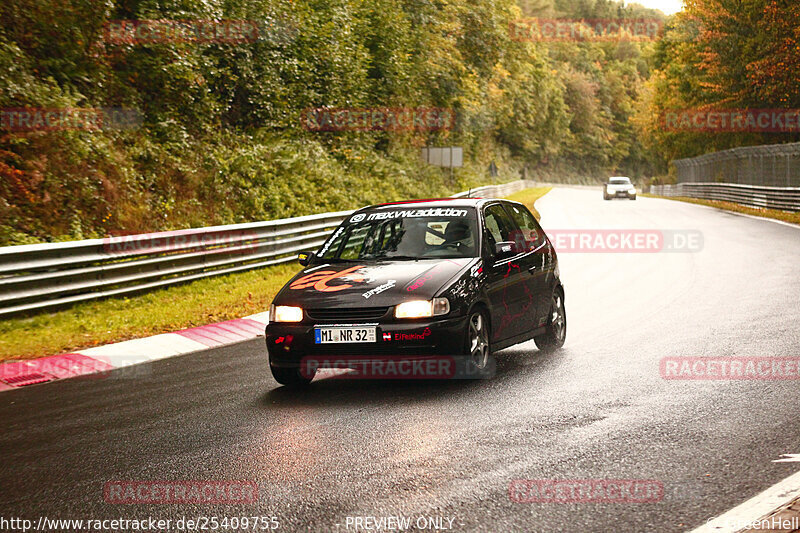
644 194 800 225
0 187 553 361
0 264 297 361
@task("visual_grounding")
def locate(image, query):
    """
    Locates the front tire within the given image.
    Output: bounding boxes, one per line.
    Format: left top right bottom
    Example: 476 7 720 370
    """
459 310 492 378
534 291 566 351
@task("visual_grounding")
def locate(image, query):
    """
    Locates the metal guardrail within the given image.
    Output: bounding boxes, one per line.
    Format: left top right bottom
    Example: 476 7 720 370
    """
673 142 800 187
0 180 532 318
451 180 531 199
650 182 800 212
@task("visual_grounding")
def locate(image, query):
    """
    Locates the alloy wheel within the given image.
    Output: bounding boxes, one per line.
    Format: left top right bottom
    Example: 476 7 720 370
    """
469 312 490 369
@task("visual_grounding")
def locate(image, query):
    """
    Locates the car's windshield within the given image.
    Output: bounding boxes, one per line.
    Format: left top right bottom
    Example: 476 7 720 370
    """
609 178 631 185
317 210 478 261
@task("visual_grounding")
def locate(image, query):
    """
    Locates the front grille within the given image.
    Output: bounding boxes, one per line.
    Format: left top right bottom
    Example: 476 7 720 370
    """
306 307 390 321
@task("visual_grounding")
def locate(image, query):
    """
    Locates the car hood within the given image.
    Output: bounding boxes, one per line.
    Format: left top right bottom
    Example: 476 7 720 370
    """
273 258 477 308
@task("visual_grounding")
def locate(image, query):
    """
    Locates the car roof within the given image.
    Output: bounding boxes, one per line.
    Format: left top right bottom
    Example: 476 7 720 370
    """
608 176 631 180
355 197 507 212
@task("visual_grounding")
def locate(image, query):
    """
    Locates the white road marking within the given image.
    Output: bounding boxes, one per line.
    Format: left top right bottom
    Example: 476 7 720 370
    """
644 195 800 231
773 454 800 463
689 469 800 532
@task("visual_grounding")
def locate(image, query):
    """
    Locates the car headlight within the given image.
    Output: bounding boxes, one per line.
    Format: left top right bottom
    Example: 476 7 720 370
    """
629 188 636 194
395 298 450 319
270 305 303 323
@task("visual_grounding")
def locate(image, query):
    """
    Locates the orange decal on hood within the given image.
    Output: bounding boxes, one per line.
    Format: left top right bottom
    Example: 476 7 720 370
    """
289 265 366 292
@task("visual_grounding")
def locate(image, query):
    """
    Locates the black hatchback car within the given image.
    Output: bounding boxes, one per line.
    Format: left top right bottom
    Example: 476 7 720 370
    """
266 198 566 385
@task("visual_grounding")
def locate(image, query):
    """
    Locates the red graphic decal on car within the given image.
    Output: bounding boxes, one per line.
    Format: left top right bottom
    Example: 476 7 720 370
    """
406 272 433 292
405 260 458 291
289 265 366 292
394 327 432 341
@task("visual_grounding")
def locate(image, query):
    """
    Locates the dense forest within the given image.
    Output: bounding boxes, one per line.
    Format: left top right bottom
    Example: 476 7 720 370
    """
635 0 800 171
0 0 796 245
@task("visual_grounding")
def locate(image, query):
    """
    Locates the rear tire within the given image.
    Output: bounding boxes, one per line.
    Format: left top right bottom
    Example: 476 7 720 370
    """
270 364 314 386
534 291 567 351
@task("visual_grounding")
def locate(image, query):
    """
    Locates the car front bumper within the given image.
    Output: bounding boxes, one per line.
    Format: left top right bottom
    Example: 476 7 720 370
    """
606 189 636 197
266 315 469 369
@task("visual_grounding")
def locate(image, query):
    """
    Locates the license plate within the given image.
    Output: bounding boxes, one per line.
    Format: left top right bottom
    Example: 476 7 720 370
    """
314 326 376 344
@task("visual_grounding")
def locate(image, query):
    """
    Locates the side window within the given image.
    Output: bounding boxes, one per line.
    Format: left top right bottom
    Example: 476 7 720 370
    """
529 213 546 248
503 203 544 250
483 204 516 254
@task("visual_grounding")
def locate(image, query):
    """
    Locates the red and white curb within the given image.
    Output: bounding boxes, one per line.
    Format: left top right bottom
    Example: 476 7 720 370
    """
0 312 269 392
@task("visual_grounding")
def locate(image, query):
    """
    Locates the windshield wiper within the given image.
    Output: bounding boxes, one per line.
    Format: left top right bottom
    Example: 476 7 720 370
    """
372 254 420 261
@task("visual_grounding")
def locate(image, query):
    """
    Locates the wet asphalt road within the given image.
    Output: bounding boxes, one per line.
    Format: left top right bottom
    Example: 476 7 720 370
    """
1 187 799 532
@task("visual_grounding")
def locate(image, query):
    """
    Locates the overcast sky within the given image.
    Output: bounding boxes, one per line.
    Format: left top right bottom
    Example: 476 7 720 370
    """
629 0 684 15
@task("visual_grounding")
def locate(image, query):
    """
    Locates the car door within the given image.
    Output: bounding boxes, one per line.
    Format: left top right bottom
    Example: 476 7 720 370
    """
532 214 558 327
481 203 535 343
503 202 554 328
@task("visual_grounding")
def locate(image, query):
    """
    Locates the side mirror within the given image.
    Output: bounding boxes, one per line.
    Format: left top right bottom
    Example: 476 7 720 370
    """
297 251 314 266
494 241 516 259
